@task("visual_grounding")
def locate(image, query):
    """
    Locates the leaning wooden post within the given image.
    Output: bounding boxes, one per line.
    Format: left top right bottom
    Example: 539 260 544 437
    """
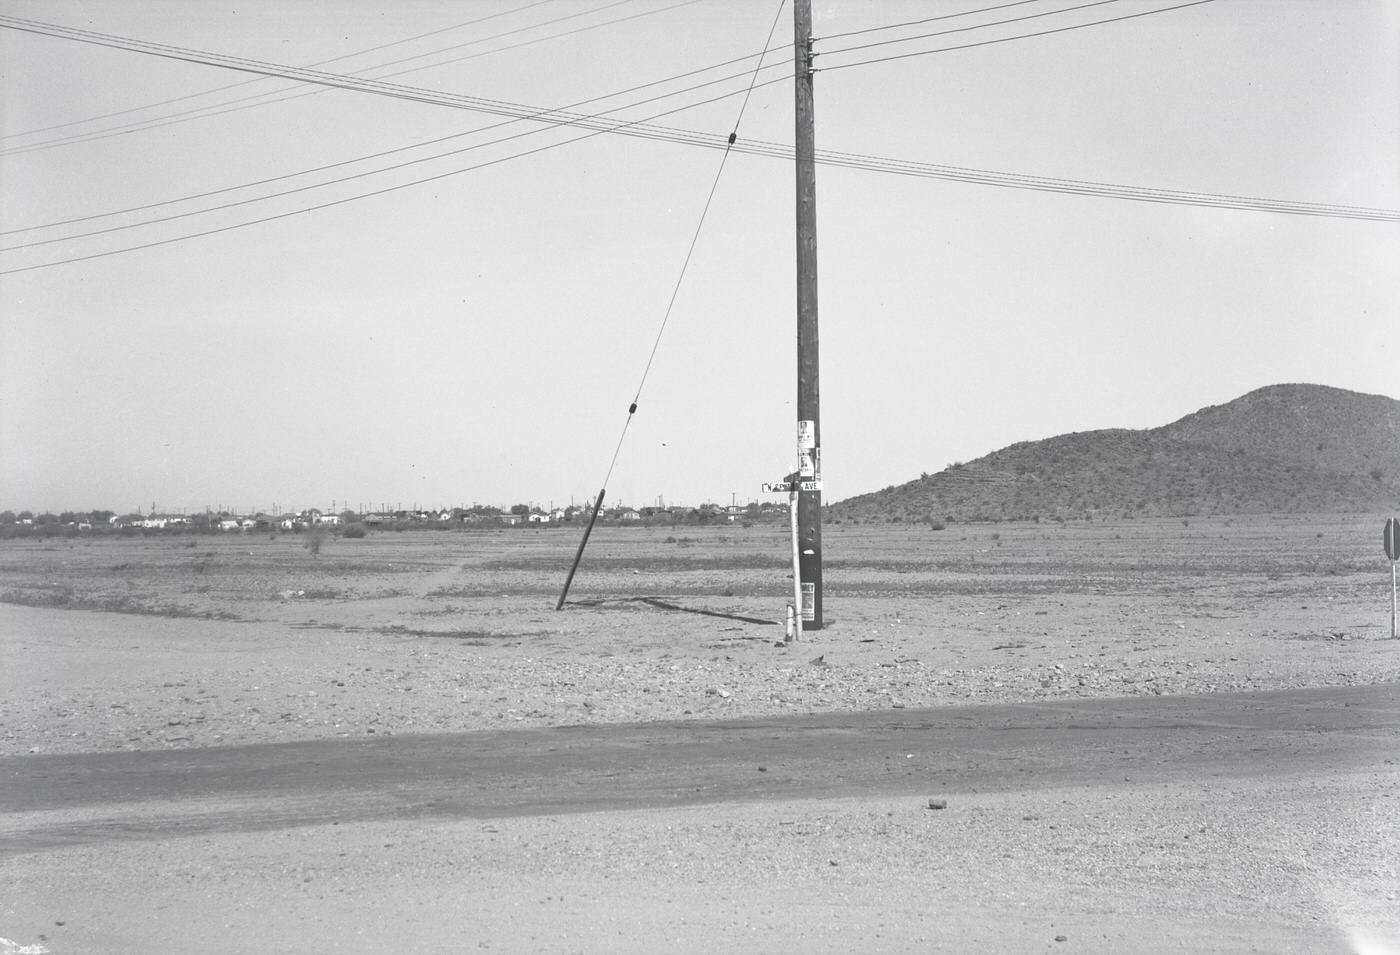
556 490 606 610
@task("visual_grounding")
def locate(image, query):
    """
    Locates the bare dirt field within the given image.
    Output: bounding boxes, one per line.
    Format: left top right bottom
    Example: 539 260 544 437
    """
2 515 1398 953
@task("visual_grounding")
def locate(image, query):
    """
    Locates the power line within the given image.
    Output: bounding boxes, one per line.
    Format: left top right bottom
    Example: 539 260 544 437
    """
8 0 1388 246
0 0 707 157
817 0 1131 60
801 145 1399 220
3 61 1394 273
3 0 1393 273
0 58 794 250
0 2 711 156
0 0 565 142
6 56 1393 255
814 0 1217 73
2 43 794 237
815 0 1052 43
0 13 645 119
0 74 794 276
816 0 1121 53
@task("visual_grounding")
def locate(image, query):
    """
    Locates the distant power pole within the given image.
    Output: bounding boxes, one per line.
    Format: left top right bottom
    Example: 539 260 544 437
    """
794 0 823 628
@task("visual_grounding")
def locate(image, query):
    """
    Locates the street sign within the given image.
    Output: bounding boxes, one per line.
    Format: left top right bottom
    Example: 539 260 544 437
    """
763 480 822 494
1386 517 1400 561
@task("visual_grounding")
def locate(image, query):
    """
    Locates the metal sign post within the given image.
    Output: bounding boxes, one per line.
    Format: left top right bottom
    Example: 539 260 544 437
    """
1385 517 1399 638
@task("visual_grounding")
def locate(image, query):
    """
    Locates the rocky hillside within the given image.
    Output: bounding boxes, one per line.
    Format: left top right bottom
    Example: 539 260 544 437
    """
828 384 1400 522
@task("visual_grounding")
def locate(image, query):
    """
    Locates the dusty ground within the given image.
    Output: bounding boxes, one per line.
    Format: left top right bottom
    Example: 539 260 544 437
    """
2 516 1397 754
2 515 1398 952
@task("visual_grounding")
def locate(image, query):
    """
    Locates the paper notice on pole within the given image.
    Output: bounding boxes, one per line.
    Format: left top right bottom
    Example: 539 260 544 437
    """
797 420 816 450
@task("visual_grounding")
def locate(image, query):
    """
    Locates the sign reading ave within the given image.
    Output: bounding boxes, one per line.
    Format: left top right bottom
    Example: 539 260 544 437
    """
762 481 822 494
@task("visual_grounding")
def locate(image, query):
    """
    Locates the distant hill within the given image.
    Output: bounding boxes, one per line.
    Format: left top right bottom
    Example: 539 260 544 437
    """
828 384 1400 523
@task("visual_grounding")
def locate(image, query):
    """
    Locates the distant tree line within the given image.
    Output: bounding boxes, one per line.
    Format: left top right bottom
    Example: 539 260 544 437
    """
0 501 792 539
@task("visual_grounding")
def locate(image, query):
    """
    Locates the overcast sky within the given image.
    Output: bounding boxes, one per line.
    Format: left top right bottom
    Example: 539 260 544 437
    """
2 0 1396 516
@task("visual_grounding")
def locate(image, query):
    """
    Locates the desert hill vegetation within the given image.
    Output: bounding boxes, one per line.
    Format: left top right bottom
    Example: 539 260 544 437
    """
828 384 1400 524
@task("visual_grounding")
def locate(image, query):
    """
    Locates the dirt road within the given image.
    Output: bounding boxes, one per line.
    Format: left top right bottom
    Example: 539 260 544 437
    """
4 684 1396 845
4 686 1397 953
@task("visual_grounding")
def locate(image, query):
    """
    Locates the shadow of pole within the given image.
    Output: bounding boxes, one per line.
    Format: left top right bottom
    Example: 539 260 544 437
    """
566 595 778 626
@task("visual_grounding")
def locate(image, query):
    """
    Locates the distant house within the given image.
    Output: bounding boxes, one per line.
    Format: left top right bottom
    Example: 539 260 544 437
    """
219 519 240 532
499 513 523 526
616 508 640 522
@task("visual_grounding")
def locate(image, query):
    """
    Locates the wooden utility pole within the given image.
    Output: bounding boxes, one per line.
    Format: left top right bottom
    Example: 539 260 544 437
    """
794 0 822 628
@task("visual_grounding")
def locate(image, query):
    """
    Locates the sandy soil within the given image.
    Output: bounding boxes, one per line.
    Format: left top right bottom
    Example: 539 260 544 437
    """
3 516 1397 755
2 516 1398 952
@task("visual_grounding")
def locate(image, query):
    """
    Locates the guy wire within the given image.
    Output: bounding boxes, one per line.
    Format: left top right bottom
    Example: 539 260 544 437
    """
598 0 788 494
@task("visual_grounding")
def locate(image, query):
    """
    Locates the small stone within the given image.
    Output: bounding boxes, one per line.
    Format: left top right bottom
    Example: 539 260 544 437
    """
1055 935 1068 943
927 798 948 810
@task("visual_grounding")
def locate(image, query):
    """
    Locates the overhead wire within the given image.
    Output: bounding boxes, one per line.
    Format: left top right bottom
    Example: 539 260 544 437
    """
0 12 706 123
1 41 793 237
3 0 1395 274
0 0 565 143
0 72 794 276
815 0 1052 42
0 56 795 251
813 0 1218 73
813 0 1128 59
3 79 1394 273
795 145 1399 220
4 48 1393 260
0 1 709 157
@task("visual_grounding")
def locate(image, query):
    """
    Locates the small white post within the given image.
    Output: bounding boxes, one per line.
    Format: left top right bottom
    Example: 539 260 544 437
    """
1392 562 1397 639
789 487 803 642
